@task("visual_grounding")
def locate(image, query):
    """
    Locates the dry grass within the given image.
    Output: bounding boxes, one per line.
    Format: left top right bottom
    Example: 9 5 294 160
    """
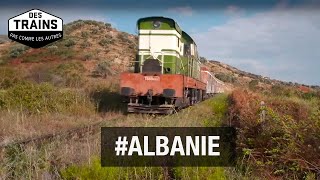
0 111 122 145
0 64 124 144
0 126 102 179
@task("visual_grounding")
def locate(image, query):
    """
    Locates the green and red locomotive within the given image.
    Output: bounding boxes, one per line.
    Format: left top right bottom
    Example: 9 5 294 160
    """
120 16 224 114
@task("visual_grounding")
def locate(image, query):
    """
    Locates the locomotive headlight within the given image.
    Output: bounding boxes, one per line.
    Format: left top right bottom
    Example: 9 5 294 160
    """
153 21 161 29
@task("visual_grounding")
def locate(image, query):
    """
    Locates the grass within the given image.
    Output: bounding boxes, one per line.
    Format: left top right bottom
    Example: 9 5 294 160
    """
61 159 228 180
0 69 124 143
203 94 229 127
2 95 232 179
59 95 231 180
0 128 103 179
0 66 24 89
1 76 318 179
62 158 166 180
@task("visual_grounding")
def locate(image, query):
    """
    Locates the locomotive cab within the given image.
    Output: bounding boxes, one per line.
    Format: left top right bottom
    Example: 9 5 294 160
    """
120 16 207 114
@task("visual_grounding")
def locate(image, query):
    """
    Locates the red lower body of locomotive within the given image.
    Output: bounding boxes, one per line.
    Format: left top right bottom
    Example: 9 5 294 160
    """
120 73 206 114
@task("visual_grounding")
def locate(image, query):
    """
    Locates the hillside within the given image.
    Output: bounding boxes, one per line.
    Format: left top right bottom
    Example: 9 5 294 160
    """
0 20 137 78
201 60 320 97
207 60 320 88
0 19 319 93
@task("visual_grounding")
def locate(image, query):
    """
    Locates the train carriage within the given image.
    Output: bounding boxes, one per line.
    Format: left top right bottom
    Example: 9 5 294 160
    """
201 66 225 98
120 16 214 114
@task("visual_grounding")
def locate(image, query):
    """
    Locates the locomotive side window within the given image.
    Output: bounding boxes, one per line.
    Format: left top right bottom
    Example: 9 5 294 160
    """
184 44 191 56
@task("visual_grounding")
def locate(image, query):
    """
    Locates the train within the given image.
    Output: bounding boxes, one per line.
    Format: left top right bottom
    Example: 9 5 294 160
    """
120 16 224 114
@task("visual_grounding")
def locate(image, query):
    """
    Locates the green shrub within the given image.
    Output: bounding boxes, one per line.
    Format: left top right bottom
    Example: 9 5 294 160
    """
83 53 93 61
64 38 76 47
117 33 126 40
92 61 113 78
80 40 92 49
128 43 136 50
200 56 208 63
90 28 99 34
85 20 104 27
9 44 29 58
3 145 30 178
46 45 58 51
117 33 131 44
98 38 113 47
54 61 84 74
55 48 76 60
300 91 319 100
248 79 259 90
270 85 294 97
81 31 89 38
105 23 112 28
0 82 95 114
63 20 85 34
215 73 237 83
63 20 110 35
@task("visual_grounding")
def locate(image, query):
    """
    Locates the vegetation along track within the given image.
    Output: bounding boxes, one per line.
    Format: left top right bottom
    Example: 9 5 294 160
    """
0 100 206 151
0 114 125 150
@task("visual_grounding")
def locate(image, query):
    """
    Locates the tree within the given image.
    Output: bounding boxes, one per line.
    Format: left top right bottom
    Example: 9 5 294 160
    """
199 56 208 63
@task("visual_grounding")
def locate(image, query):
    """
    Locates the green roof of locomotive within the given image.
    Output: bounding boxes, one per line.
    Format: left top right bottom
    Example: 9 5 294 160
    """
137 16 182 34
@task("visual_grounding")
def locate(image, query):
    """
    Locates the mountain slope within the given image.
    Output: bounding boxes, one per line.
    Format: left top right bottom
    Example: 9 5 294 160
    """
0 20 137 74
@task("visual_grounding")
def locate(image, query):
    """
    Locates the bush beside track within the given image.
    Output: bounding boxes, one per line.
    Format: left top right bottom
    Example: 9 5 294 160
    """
228 89 320 179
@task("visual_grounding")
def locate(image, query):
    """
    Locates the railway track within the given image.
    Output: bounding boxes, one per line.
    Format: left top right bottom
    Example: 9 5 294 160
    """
0 114 124 150
0 99 207 150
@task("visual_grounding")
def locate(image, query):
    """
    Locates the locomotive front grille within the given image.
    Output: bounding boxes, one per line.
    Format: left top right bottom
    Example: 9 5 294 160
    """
142 59 162 74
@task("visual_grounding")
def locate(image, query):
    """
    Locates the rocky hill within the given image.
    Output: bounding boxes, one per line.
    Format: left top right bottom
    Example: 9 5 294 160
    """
0 20 137 75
